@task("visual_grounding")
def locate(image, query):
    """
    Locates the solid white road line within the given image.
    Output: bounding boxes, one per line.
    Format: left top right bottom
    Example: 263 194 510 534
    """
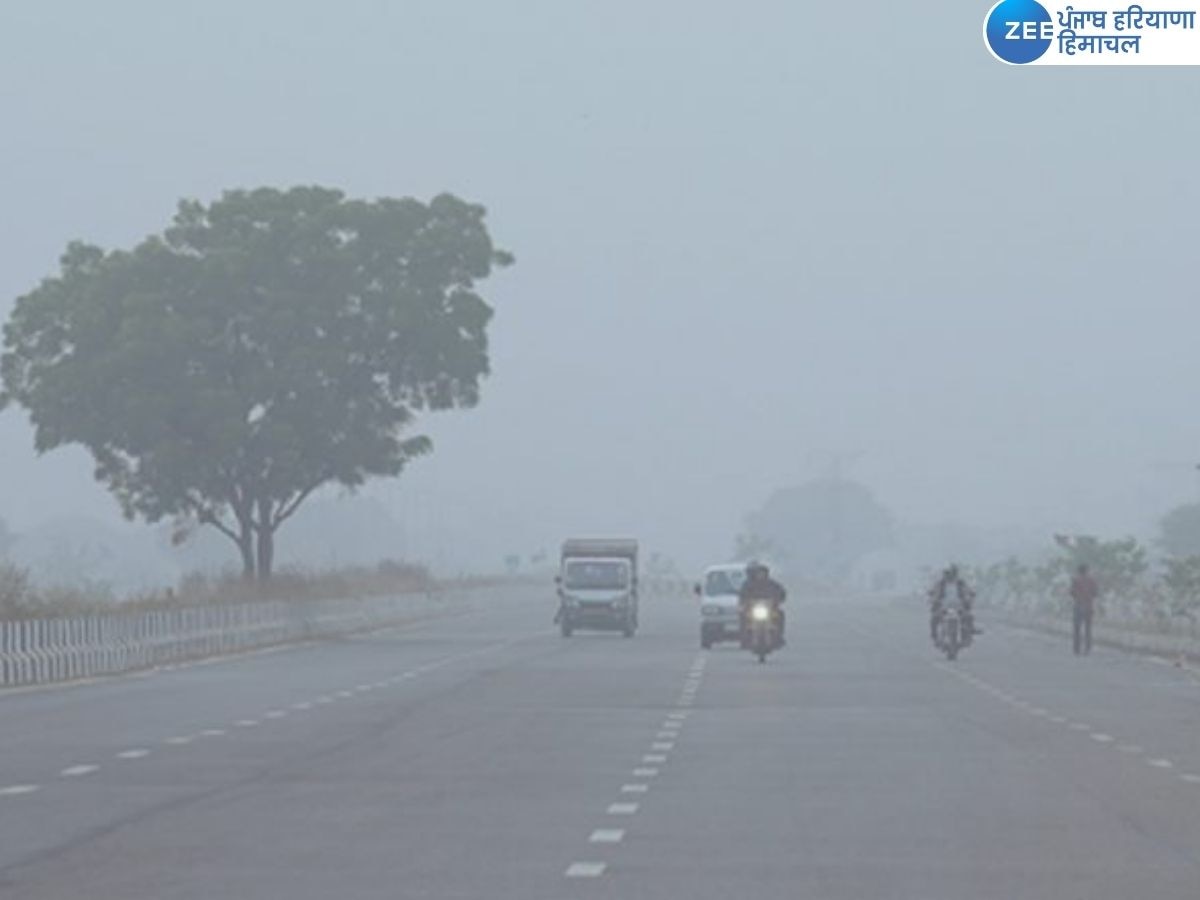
590 829 625 844
60 765 98 777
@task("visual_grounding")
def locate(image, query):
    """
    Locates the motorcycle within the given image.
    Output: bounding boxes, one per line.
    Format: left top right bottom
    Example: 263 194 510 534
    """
935 605 965 661
746 600 781 663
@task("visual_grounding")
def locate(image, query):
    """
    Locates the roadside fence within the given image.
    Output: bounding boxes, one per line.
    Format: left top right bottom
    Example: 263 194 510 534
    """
0 592 449 688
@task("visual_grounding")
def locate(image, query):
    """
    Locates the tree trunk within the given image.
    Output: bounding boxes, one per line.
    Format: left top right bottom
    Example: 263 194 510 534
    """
238 530 256 579
233 499 256 579
256 497 274 582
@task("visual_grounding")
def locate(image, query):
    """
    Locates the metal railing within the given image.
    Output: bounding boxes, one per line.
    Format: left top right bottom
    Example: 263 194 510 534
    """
0 592 448 688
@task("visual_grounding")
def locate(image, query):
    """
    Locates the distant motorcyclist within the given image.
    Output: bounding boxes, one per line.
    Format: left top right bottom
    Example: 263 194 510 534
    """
929 565 979 643
739 561 787 646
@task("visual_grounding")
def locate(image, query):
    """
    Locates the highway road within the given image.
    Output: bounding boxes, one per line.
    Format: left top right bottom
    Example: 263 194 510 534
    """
1 586 1199 899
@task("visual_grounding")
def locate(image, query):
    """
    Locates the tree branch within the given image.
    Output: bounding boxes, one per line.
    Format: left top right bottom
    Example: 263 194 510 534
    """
271 478 326 530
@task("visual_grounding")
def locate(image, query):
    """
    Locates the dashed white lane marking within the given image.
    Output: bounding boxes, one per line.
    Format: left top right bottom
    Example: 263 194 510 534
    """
0 785 39 796
235 720 259 728
201 729 227 737
667 712 688 721
1180 773 1200 784
656 731 676 740
1030 707 1049 717
1147 758 1174 769
60 765 98 777
1049 715 1068 724
651 742 675 752
607 802 639 815
633 768 658 777
315 696 333 704
336 691 354 699
1118 744 1144 754
643 754 667 764
621 784 649 794
265 710 287 719
116 749 150 760
590 829 625 844
164 736 193 746
1070 723 1091 731
291 702 312 711
1090 733 1114 743
565 862 607 878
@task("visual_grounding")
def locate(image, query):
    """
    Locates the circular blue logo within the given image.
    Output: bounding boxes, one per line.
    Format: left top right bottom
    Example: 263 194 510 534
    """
984 0 1053 64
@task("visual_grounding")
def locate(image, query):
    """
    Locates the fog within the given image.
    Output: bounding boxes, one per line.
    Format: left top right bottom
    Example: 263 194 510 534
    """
2 1 1199 584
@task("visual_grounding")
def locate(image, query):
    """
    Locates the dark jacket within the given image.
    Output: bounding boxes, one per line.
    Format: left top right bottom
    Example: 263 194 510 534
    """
739 576 786 608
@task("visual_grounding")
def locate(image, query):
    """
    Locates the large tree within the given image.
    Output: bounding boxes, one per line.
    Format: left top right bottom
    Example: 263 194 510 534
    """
744 478 894 582
1158 503 1200 559
2 187 511 579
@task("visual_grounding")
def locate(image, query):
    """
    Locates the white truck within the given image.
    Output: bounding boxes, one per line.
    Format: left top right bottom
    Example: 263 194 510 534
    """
556 539 639 638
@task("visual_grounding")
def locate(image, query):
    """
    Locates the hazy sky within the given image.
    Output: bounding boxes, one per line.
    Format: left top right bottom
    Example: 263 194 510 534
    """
2 1 1199 574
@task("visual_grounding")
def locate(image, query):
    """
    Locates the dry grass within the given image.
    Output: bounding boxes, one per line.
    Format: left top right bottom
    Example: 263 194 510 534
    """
0 559 448 620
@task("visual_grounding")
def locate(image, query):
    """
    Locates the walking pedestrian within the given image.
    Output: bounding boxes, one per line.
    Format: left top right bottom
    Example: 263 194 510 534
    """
1069 564 1099 655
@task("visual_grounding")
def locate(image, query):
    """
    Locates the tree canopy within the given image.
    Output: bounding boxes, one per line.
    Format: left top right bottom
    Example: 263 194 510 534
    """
2 187 511 578
1158 504 1200 559
743 478 895 582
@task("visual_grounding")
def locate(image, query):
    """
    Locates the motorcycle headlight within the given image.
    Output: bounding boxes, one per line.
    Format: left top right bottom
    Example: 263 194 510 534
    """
751 604 771 622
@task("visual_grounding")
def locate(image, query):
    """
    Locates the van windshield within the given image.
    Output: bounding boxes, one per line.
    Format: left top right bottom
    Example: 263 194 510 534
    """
705 569 746 596
565 560 629 590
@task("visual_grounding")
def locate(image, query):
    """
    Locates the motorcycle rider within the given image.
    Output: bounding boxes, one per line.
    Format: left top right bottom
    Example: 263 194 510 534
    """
929 565 979 644
738 561 787 647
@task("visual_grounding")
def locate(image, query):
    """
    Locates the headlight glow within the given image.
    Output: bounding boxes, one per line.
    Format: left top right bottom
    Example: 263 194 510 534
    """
751 604 771 622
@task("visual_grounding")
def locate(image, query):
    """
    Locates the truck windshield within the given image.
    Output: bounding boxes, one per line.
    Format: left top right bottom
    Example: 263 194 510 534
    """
564 561 629 590
705 569 745 596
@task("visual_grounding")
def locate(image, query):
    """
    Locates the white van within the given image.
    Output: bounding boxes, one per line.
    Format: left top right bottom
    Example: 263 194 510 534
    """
694 563 747 649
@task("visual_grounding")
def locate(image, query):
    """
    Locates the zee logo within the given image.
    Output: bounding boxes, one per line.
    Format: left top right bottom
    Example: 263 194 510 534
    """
984 0 1054 64
1005 20 1054 40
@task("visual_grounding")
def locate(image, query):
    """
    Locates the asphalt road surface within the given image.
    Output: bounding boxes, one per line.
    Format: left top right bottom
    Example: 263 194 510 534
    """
1 586 1199 899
